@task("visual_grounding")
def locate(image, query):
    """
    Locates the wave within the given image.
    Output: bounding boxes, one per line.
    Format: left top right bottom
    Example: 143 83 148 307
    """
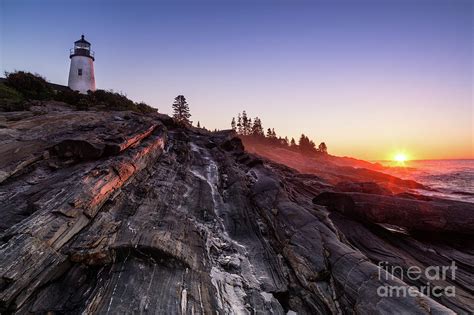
382 160 474 203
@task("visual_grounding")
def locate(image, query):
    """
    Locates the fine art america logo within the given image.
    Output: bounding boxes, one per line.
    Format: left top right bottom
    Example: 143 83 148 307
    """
377 261 457 298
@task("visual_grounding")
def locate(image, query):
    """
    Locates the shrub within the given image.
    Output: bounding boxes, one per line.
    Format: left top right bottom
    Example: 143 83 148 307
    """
4 71 54 100
54 89 83 106
76 98 92 111
85 90 157 113
0 83 23 101
135 102 157 114
54 88 157 113
2 71 157 114
0 83 27 111
89 89 136 111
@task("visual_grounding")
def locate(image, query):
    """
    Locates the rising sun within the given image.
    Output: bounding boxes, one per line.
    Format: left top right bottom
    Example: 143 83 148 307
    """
394 153 408 164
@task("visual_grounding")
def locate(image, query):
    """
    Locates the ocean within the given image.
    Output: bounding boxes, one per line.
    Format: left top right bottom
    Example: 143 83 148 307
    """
379 159 474 203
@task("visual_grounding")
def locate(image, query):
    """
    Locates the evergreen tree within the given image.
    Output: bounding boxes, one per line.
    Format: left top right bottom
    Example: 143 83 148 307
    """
271 128 277 138
318 142 328 154
197 121 201 128
251 117 264 137
298 134 307 146
242 111 249 135
299 134 316 154
266 128 272 138
172 95 191 125
237 113 243 135
290 137 296 147
228 113 327 153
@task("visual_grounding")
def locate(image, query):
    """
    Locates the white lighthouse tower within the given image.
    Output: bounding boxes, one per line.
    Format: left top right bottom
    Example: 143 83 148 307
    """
68 35 96 94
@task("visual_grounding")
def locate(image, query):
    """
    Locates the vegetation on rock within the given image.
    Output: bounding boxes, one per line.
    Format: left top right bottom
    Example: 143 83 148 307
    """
4 71 54 100
0 83 25 111
55 89 157 113
1 71 157 114
231 110 328 155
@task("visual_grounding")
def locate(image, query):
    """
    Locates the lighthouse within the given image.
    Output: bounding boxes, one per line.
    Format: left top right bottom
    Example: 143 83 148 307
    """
68 35 96 94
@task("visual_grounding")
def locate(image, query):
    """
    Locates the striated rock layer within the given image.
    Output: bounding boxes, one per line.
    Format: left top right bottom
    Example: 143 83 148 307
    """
0 108 473 314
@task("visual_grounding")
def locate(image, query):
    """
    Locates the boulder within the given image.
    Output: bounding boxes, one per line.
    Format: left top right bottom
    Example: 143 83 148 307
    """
313 191 474 234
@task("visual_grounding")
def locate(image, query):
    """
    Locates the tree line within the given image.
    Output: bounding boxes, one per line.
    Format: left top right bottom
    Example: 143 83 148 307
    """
143 95 329 157
231 111 328 155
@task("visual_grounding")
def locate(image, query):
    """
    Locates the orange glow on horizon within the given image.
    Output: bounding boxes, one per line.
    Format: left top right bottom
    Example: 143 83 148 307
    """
323 137 473 161
393 152 408 165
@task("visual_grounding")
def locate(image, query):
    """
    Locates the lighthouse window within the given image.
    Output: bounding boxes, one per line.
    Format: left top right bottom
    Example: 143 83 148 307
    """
78 69 83 76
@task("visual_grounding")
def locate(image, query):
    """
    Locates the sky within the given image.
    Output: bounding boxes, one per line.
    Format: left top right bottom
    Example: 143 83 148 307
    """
1 0 472 160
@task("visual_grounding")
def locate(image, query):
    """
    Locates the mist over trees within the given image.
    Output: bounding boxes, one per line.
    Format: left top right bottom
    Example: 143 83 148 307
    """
231 111 328 156
298 134 317 154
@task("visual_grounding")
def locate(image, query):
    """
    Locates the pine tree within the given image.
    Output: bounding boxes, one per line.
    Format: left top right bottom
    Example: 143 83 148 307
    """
237 113 243 135
231 117 236 131
172 95 191 125
242 111 249 136
318 142 328 154
251 117 264 137
266 128 272 138
290 137 296 147
299 134 316 154
271 128 277 138
197 121 201 128
299 134 307 147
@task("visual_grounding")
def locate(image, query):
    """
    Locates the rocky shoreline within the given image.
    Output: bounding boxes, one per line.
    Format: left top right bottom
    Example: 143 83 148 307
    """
0 103 472 314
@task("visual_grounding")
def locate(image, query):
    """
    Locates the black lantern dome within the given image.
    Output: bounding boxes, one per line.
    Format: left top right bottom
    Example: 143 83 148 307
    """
70 35 95 60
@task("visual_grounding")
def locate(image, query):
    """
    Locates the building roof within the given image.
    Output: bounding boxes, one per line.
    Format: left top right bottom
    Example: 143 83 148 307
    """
74 35 90 45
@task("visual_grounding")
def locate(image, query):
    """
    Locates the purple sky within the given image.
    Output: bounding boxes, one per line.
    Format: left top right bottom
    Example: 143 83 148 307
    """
1 0 472 159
